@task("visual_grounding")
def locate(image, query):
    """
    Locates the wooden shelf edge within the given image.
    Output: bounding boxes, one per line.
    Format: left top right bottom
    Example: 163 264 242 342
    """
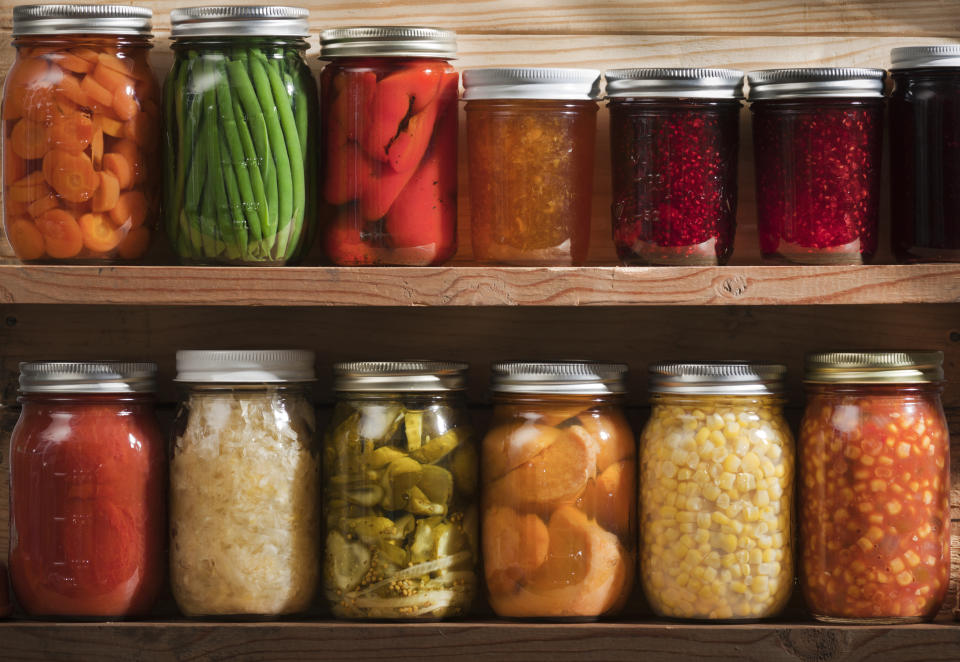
0 264 959 307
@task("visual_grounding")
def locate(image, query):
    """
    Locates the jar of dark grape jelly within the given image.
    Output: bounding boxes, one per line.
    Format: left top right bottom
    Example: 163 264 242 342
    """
747 68 885 264
889 46 960 263
605 69 744 265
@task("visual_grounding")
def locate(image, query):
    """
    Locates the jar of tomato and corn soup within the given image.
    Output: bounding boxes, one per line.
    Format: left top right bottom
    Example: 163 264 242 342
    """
639 362 794 621
799 351 951 623
748 68 885 264
9 361 165 618
890 46 960 262
319 27 459 266
605 68 744 265
481 361 636 619
464 69 600 265
3 5 159 262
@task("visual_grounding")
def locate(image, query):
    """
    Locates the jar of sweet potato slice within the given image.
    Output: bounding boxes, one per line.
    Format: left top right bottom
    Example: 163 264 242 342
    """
800 351 951 623
482 361 636 619
2 5 158 262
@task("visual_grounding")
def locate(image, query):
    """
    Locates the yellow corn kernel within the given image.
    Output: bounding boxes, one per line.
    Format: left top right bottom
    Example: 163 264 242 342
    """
896 571 913 587
723 454 741 473
876 571 890 584
677 468 693 481
710 430 726 446
731 581 747 594
889 557 905 573
856 537 873 552
886 501 902 516
695 426 710 444
703 566 718 583
754 490 770 508
751 576 769 594
660 461 678 478
695 528 710 545
867 526 884 543
735 472 757 492
917 522 931 538
763 548 776 563
718 472 736 490
703 484 721 502
904 550 921 567
742 452 761 472
744 505 760 522
749 549 763 564
719 534 738 554
870 479 887 492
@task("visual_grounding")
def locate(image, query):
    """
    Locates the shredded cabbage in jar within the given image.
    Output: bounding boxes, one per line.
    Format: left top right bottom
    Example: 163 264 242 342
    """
170 390 319 616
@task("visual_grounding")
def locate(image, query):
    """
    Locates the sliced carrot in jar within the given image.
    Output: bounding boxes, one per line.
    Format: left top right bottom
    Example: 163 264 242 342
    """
79 212 122 252
8 171 50 203
6 200 31 217
3 58 50 120
43 149 100 203
109 190 148 228
49 113 93 153
112 87 139 121
95 114 124 137
123 111 155 148
54 73 91 108
7 217 46 260
102 152 133 189
21 65 64 125
80 75 114 108
70 48 102 65
27 192 59 218
91 171 120 212
111 139 143 182
93 61 134 94
97 52 133 76
4 149 27 185
53 51 94 75
10 118 49 159
90 128 104 169
35 208 83 258
116 225 149 259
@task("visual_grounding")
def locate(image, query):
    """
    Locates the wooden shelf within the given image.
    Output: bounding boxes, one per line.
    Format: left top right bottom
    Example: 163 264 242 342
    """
0 264 958 306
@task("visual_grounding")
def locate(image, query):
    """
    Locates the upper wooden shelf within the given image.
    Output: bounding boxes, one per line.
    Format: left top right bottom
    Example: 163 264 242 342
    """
0 264 958 307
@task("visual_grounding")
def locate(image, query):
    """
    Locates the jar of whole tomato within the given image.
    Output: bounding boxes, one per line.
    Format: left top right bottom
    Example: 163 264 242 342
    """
606 68 744 265
890 46 960 263
799 351 951 623
464 69 600 265
639 362 794 620
748 68 885 264
319 28 458 266
481 361 635 618
3 5 159 262
9 361 165 618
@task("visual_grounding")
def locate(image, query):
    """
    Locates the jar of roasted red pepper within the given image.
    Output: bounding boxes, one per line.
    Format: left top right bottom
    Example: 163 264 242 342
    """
3 5 159 263
890 46 960 262
799 351 951 623
319 27 458 266
464 69 600 265
9 361 165 618
748 69 885 264
605 69 743 265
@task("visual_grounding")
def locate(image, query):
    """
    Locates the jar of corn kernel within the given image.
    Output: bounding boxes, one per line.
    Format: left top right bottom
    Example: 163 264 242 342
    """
799 351 950 624
639 361 794 621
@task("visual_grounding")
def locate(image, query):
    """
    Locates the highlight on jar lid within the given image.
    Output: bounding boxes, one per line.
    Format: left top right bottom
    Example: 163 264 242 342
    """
19 361 157 393
332 360 468 391
170 6 309 38
746 68 886 100
490 360 627 394
462 67 602 100
319 26 457 58
12 4 153 35
804 350 944 383
604 68 745 99
648 361 786 395
891 45 960 70
175 349 316 382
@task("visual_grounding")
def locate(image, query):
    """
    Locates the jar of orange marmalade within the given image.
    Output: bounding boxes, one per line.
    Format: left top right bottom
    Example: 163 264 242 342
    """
2 5 159 263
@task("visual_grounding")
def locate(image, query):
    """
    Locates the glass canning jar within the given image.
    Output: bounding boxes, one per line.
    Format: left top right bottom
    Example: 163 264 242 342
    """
639 362 794 621
464 68 600 265
3 5 159 262
748 68 886 264
319 28 459 266
164 7 317 265
481 361 636 619
9 361 165 618
799 351 951 623
889 46 960 262
605 68 744 265
323 361 478 619
170 350 320 618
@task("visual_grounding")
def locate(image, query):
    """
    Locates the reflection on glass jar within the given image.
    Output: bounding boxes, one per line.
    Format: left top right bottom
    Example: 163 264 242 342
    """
322 361 478 619
799 352 951 623
481 361 636 619
748 68 885 265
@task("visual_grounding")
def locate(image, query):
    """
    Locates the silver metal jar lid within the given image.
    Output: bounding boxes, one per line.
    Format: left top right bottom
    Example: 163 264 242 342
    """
19 361 157 393
333 361 468 392
649 361 786 396
605 68 745 99
804 350 944 384
13 4 153 36
747 68 886 100
491 361 627 395
463 67 602 100
170 6 309 38
891 45 960 70
320 27 456 59
176 350 316 383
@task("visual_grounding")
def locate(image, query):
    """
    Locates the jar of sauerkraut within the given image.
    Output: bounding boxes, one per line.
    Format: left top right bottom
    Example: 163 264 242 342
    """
639 361 794 621
170 350 319 618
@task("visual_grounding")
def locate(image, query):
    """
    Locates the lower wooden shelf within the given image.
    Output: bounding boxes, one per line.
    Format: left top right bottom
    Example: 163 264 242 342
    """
1 620 958 661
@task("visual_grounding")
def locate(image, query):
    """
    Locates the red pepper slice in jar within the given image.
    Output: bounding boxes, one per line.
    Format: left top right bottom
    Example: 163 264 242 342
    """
329 69 376 143
361 66 441 164
323 204 380 265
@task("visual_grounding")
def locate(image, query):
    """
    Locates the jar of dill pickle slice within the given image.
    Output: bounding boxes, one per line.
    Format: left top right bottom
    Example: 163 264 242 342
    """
323 361 478 619
639 361 795 621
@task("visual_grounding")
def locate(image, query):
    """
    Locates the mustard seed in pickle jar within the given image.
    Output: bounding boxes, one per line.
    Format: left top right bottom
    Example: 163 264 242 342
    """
639 362 794 620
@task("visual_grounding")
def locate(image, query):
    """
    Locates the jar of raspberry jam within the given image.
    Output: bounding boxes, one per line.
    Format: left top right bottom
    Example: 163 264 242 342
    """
605 69 743 265
890 46 960 263
748 69 886 264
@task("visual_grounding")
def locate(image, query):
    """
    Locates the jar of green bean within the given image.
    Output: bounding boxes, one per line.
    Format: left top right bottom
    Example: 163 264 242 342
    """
164 7 317 265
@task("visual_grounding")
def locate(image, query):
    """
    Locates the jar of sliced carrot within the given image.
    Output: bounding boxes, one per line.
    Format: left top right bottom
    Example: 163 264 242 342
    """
2 5 158 262
481 361 636 619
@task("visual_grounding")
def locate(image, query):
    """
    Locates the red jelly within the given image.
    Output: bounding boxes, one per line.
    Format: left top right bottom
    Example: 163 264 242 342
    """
748 69 885 264
606 69 743 265
9 362 165 618
319 28 458 266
